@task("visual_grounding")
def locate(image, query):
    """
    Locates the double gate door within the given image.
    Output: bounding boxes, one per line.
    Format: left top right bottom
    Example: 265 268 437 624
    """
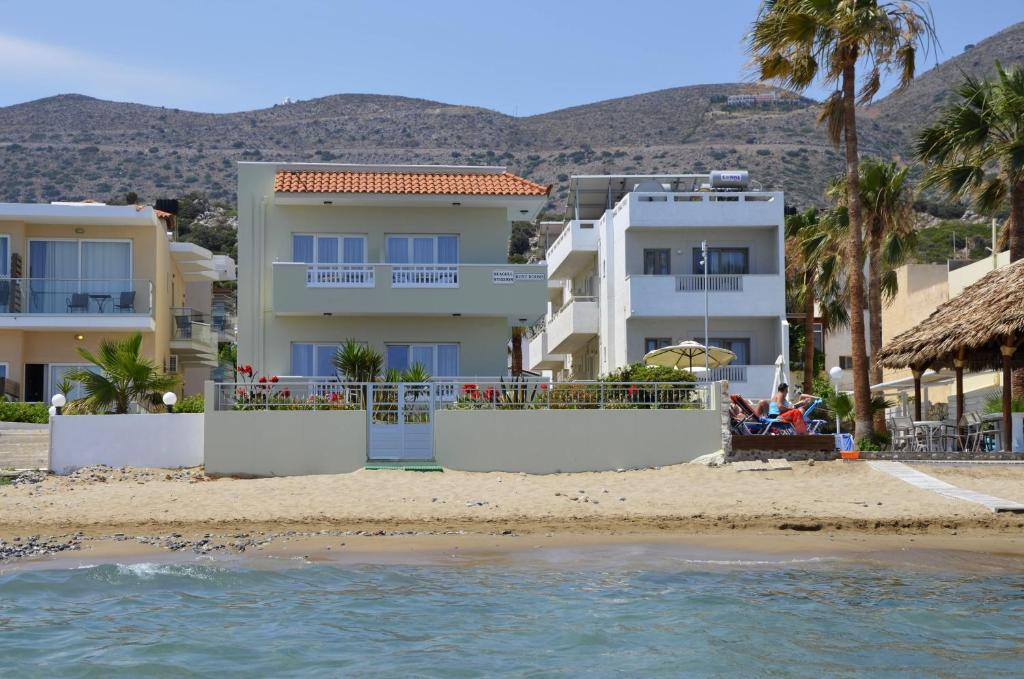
367 383 434 460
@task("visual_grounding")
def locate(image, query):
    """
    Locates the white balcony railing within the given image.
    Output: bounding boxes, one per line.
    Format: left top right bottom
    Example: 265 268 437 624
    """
307 264 375 288
676 274 744 292
700 365 748 383
391 265 459 288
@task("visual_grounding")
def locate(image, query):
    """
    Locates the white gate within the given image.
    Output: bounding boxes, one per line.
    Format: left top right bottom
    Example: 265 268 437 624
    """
367 383 435 460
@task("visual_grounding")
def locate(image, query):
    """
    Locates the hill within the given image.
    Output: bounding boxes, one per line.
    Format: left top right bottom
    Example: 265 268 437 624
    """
0 22 1022 212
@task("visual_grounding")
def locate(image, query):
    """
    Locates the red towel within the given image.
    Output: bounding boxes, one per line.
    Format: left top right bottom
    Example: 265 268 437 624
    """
778 409 807 434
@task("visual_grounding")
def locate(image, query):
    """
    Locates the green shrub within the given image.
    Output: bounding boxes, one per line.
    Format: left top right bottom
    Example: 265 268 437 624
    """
172 393 204 413
602 364 697 383
0 399 50 423
856 433 890 451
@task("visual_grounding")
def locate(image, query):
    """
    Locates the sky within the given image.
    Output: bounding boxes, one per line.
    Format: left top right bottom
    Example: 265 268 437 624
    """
0 0 1021 115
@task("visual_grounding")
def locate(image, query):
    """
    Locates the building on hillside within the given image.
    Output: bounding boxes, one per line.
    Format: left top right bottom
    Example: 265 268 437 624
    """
0 202 234 401
527 172 789 397
236 162 550 379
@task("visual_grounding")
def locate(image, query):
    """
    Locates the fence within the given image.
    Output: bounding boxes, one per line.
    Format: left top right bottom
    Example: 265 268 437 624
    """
211 379 712 412
676 275 743 292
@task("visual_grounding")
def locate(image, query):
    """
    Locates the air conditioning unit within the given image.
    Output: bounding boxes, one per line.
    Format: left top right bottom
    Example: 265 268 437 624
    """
166 355 179 373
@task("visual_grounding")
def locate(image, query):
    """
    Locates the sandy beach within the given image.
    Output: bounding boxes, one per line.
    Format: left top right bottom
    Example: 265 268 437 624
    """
2 461 1024 567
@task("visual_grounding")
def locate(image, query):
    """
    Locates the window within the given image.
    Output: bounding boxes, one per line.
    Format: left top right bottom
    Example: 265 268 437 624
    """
385 343 459 377
27 239 132 313
292 235 366 264
48 363 101 401
696 337 751 365
290 343 341 378
812 322 824 352
644 337 673 353
839 355 853 370
0 235 9 276
385 236 459 264
0 363 7 379
643 249 671 275
693 247 749 274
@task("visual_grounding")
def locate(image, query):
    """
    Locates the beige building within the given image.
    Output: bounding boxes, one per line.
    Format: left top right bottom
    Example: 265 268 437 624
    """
0 202 233 401
236 163 549 379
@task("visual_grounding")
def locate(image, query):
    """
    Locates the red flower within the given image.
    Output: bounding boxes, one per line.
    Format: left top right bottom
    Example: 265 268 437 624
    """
330 392 340 402
461 383 478 394
469 390 481 400
483 386 495 401
258 376 268 384
270 376 279 383
282 389 291 398
236 387 245 396
627 384 639 396
539 383 548 391
236 366 245 373
243 364 253 375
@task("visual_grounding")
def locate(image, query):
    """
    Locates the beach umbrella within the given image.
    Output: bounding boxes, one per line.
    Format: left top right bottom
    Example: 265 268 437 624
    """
643 341 736 371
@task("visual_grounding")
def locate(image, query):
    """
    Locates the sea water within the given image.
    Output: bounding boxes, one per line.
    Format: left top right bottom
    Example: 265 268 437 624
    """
1 550 1022 677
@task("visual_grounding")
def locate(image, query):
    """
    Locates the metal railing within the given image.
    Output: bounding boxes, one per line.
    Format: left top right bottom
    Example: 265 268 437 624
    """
676 274 744 292
698 366 748 383
307 264 375 288
212 379 711 412
391 265 459 288
0 278 153 315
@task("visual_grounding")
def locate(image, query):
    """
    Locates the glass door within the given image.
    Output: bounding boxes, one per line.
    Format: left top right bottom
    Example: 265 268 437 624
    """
28 241 79 313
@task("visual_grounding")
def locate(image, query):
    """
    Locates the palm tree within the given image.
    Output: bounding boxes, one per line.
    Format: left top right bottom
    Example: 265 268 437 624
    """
332 339 384 383
787 206 851 391
827 159 916 432
66 333 179 414
510 326 524 377
749 0 935 439
916 62 1024 395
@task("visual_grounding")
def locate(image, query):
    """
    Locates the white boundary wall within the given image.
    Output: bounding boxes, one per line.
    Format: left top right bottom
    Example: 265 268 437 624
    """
49 414 204 474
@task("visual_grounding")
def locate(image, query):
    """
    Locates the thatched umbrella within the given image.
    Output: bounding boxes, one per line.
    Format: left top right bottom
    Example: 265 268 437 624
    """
877 259 1024 450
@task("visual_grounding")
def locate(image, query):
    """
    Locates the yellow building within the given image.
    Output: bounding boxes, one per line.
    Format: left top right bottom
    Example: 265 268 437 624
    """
0 202 234 402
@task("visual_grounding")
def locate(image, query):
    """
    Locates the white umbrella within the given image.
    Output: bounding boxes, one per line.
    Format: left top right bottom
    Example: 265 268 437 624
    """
643 341 736 371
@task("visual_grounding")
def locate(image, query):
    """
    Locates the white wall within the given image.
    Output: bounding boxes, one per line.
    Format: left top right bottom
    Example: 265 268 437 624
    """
49 414 204 474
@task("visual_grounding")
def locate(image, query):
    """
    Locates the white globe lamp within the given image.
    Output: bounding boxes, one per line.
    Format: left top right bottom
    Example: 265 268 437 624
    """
162 391 178 413
51 393 66 415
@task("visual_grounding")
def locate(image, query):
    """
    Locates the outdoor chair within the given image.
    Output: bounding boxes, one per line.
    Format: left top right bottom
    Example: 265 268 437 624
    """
113 290 136 313
174 313 192 339
66 293 89 313
888 416 917 452
958 412 983 453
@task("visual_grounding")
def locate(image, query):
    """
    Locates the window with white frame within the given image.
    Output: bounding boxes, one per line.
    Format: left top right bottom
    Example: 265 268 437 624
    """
290 343 341 378
27 239 133 313
292 235 366 265
644 337 673 354
384 343 459 377
48 363 102 401
384 236 459 264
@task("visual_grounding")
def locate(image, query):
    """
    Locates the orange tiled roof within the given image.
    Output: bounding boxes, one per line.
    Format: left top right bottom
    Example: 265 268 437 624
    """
274 170 550 197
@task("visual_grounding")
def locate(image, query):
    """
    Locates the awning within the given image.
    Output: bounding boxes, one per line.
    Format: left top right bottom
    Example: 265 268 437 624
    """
870 369 956 391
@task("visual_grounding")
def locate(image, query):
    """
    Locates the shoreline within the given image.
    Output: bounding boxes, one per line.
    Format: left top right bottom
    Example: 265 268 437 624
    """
5 526 1024 575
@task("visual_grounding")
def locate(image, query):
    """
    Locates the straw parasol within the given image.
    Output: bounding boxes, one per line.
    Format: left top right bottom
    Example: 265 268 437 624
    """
877 258 1024 449
643 341 736 371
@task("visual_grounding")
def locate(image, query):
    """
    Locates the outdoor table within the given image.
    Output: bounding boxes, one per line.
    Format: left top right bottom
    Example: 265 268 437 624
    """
912 420 954 451
88 294 112 312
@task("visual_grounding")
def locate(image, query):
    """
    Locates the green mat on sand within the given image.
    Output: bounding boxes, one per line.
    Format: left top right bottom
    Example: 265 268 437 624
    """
365 463 443 472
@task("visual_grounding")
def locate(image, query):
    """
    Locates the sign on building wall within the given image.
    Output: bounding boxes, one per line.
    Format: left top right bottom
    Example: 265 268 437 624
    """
492 270 545 284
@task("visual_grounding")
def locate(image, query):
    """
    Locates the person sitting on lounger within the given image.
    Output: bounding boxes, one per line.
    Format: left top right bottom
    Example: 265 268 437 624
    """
768 383 815 434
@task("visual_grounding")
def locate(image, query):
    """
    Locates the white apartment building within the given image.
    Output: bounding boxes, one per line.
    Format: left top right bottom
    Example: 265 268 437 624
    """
236 162 549 379
529 172 789 397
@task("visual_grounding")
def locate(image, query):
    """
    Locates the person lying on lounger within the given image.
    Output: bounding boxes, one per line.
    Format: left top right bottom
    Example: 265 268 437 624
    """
768 383 815 434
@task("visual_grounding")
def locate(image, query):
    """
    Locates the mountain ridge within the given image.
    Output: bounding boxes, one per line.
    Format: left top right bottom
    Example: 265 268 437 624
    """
1 21 1021 210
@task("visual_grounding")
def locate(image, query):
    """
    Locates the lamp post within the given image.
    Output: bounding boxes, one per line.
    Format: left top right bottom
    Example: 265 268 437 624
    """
701 239 710 375
828 366 843 434
162 392 178 414
50 393 66 416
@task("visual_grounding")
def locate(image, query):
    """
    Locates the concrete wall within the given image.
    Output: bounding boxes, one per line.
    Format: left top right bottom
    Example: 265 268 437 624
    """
435 409 722 473
204 410 367 477
49 413 203 474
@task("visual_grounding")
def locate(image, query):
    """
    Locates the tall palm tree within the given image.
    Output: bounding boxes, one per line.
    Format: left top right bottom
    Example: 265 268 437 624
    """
510 326 524 376
66 333 179 414
916 62 1024 395
827 159 916 431
787 206 851 391
749 0 935 439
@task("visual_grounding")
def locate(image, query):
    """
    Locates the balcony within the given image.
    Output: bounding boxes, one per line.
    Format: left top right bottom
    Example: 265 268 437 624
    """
613 191 783 228
625 274 785 318
697 364 778 399
0 278 155 330
272 262 547 318
170 307 218 367
546 220 598 280
527 327 564 372
547 296 599 354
